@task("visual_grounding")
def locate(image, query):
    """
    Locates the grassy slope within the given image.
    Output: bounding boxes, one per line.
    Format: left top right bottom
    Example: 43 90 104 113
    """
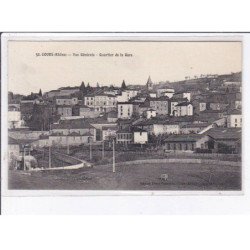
8 162 241 191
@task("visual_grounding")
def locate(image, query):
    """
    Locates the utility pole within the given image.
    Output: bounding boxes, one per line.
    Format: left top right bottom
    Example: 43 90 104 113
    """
89 139 92 161
67 136 70 155
22 147 25 170
102 140 105 160
49 145 51 168
113 139 115 173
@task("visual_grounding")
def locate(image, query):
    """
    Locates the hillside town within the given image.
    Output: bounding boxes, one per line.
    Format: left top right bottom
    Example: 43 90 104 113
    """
8 72 242 171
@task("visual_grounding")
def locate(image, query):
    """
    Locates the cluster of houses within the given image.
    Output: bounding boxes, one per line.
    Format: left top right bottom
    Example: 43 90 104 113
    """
8 74 242 165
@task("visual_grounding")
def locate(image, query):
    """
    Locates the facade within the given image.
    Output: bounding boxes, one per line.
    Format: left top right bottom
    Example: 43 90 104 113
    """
8 105 23 129
169 98 189 116
57 106 73 117
145 109 157 119
133 129 148 144
199 102 207 112
116 129 133 145
136 120 180 135
72 105 102 118
51 118 96 141
116 90 138 102
173 92 191 101
56 97 78 106
49 132 93 146
102 126 118 141
175 102 193 117
84 94 117 112
149 97 169 115
117 102 134 119
226 109 242 128
164 134 210 151
205 127 241 153
8 137 20 160
107 111 118 123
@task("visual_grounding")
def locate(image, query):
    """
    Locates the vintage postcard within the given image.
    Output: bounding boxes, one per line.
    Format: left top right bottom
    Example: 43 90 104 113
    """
1 33 242 195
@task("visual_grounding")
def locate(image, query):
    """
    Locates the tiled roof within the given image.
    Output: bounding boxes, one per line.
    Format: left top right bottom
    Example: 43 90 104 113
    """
227 109 242 115
181 123 209 128
176 102 192 107
205 128 241 140
51 118 94 130
164 134 204 142
170 97 189 102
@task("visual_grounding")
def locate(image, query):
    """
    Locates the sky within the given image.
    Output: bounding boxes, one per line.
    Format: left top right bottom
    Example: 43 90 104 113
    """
8 41 242 95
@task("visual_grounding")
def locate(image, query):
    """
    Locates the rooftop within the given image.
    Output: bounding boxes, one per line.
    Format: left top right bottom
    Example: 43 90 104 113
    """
205 127 241 140
164 134 204 142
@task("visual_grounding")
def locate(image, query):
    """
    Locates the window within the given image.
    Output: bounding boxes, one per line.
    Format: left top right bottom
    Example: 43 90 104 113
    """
173 144 176 150
235 118 237 123
179 144 182 150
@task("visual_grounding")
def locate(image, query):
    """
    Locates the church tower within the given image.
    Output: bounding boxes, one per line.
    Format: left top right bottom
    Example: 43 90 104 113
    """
146 76 153 91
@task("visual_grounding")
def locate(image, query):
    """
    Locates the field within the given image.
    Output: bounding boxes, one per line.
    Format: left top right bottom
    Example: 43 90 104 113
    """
8 162 241 191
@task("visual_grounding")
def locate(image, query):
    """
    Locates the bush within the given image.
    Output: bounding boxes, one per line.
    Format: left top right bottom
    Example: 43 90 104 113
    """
195 148 212 154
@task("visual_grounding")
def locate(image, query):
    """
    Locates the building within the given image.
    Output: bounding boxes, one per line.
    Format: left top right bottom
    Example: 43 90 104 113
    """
175 102 193 117
146 76 153 91
136 119 180 135
72 104 102 118
133 128 148 144
8 136 20 161
57 105 73 117
59 87 79 96
205 127 241 153
50 118 96 141
45 87 79 98
116 89 138 102
116 128 133 145
84 93 117 112
149 96 169 115
117 102 134 119
157 88 175 98
226 109 242 128
169 97 189 116
145 108 157 119
163 134 210 151
49 131 93 146
56 96 78 106
107 110 118 123
173 91 191 101
199 102 207 112
102 125 118 141
8 105 23 129
223 81 241 87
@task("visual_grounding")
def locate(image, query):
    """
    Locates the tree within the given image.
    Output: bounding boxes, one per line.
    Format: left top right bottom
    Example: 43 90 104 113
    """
121 80 126 90
96 82 100 88
80 81 86 92
39 89 42 96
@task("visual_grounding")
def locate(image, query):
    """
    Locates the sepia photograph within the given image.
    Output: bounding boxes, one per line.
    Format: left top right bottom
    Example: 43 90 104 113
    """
4 37 242 192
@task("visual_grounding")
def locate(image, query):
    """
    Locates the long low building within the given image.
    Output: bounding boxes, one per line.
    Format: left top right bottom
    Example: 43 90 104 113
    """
163 134 210 151
51 118 96 141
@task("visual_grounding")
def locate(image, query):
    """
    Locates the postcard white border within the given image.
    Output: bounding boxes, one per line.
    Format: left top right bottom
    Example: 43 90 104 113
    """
1 32 249 214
